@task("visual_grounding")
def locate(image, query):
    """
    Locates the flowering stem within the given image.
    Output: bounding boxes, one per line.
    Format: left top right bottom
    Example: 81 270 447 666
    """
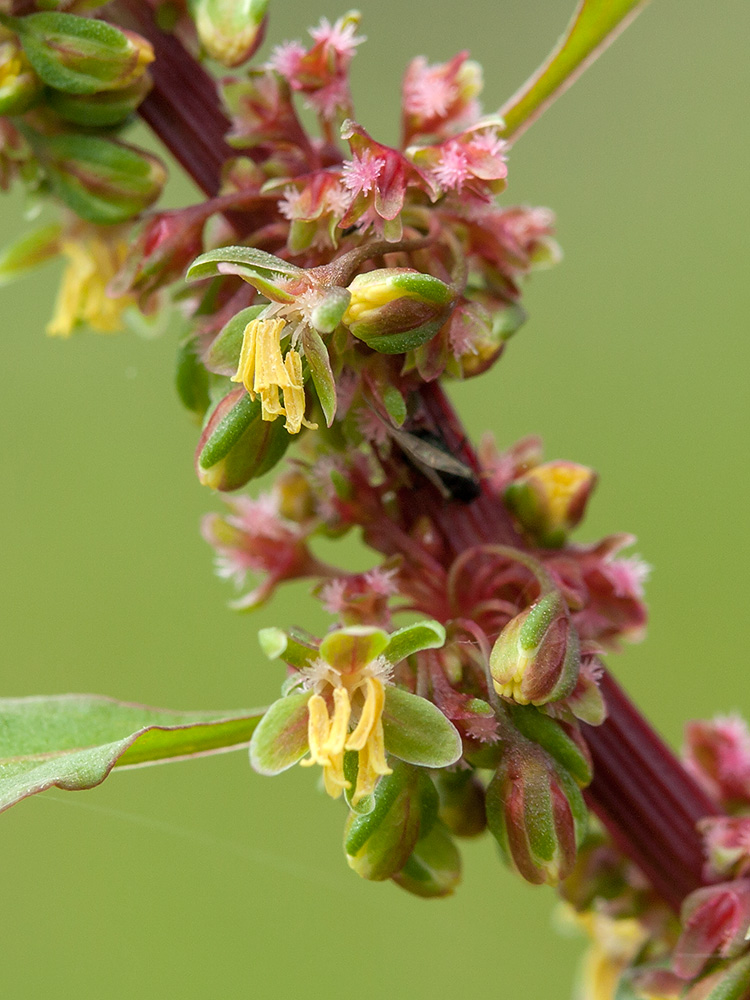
116 0 720 912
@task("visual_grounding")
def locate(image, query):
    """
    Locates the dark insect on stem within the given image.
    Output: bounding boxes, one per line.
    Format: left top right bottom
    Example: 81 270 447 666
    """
390 426 482 503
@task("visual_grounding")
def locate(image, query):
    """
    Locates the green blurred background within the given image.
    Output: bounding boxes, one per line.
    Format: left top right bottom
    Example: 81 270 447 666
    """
1 0 748 996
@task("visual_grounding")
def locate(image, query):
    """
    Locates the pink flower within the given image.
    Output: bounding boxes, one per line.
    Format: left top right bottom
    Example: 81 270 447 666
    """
340 121 434 240
699 816 750 879
409 121 508 201
401 52 483 144
202 494 327 610
684 715 750 807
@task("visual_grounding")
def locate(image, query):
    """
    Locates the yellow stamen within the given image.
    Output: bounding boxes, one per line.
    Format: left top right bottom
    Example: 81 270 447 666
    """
323 686 351 756
366 718 392 776
346 677 384 751
322 750 348 798
281 350 317 435
351 741 379 805
47 238 131 338
231 319 258 394
301 693 331 766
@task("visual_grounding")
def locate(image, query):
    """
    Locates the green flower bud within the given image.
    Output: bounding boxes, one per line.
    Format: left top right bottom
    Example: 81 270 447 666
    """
485 744 587 886
436 769 487 838
504 461 597 548
343 268 455 354
507 703 592 786
193 0 268 68
13 12 153 95
46 74 150 127
490 591 580 706
392 822 462 898
196 386 290 491
344 761 423 881
36 132 166 224
684 954 750 1000
0 31 42 114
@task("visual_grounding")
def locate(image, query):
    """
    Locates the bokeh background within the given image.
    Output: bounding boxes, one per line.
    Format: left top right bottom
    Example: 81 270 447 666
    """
1 0 748 996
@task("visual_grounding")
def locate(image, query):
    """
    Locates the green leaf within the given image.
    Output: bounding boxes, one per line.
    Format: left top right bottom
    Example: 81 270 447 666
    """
500 0 650 140
383 620 446 664
248 692 310 775
382 687 462 768
0 695 265 814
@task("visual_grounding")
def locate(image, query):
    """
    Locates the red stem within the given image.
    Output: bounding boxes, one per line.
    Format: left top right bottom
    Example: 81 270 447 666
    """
113 1 719 911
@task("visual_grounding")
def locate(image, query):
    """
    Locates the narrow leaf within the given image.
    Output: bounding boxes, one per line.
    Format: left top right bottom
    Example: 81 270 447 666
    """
500 0 650 141
0 695 265 814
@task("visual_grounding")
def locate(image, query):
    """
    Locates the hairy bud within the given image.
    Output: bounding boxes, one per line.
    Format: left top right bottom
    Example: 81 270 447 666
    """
490 591 580 706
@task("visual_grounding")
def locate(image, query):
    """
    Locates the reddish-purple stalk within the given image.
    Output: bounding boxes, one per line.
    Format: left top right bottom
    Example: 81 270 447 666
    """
112 0 720 912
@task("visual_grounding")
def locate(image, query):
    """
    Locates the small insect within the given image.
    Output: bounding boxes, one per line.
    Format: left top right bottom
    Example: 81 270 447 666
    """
390 426 481 503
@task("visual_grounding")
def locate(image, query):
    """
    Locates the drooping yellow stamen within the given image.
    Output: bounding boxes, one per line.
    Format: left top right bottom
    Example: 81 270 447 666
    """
47 238 131 338
323 686 351 756
302 693 331 766
231 321 316 436
322 750 348 799
346 677 384 751
281 349 317 435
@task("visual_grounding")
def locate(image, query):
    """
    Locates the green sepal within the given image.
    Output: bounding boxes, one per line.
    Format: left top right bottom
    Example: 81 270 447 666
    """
382 687 462 768
204 304 265 376
187 246 302 303
318 627 390 675
353 316 446 355
14 12 151 95
383 620 446 664
192 0 268 67
175 336 210 419
38 132 166 224
392 822 462 898
0 222 61 285
248 692 311 775
198 388 258 468
258 626 318 670
508 704 592 786
344 761 422 881
301 326 336 426
310 285 350 334
416 770 440 840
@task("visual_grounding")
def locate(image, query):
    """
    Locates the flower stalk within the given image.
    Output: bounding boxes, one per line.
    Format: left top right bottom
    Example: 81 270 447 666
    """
95 0 721 914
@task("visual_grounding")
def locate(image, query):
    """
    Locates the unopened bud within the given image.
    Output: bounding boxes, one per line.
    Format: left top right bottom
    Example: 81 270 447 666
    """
37 132 166 224
504 461 597 548
344 761 423 881
47 74 150 127
392 822 462 898
196 386 289 491
0 31 42 114
14 12 153 94
486 744 586 885
193 0 268 67
675 881 750 980
343 268 455 354
508 703 592 786
490 591 580 706
435 769 487 837
450 301 526 378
